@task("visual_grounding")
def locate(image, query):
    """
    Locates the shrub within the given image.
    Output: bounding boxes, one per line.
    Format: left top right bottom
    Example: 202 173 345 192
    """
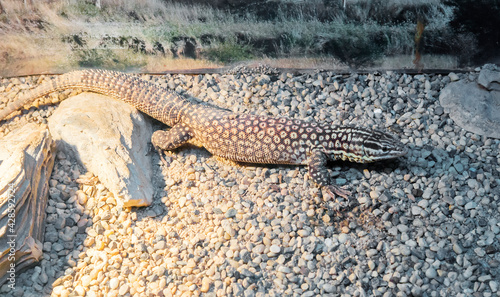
445 0 500 63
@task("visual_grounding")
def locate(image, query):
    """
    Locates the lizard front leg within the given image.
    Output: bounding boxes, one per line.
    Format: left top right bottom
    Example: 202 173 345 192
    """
308 150 351 199
151 123 194 164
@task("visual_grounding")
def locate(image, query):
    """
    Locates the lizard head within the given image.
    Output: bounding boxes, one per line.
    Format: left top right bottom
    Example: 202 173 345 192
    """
326 127 407 163
358 128 407 163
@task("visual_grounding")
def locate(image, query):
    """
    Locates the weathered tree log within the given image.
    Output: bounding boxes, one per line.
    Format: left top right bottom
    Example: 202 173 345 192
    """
0 123 55 286
0 92 155 285
47 93 154 207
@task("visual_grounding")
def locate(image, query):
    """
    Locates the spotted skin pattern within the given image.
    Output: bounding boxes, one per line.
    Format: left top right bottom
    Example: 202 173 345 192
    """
0 69 407 197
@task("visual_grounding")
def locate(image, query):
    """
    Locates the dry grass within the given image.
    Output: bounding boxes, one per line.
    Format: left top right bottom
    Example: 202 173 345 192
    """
0 33 73 76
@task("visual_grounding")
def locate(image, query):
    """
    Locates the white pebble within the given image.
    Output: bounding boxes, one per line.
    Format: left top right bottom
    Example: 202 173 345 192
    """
109 278 119 290
270 245 280 253
490 281 498 292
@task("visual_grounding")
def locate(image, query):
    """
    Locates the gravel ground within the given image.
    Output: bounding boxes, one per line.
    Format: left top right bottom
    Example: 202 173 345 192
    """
1 66 499 297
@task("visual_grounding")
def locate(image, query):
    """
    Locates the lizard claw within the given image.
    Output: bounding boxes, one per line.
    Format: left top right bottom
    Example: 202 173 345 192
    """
323 185 354 212
155 147 174 167
158 150 170 167
325 185 351 199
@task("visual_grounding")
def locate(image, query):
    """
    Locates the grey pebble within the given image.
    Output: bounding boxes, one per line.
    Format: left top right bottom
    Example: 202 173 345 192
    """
425 266 437 279
225 208 237 218
490 281 499 292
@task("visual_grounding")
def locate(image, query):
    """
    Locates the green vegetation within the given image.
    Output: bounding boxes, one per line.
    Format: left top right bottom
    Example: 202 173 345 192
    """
205 43 254 64
0 0 489 75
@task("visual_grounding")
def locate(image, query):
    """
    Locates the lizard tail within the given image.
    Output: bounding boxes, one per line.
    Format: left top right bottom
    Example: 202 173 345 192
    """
0 71 84 121
0 69 191 126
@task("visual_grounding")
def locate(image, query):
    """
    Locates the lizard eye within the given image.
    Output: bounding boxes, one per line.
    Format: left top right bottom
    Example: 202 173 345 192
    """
381 147 389 152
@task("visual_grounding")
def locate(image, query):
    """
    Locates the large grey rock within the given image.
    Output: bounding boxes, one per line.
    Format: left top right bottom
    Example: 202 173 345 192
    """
0 123 55 286
478 67 500 91
439 76 500 139
48 93 154 207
